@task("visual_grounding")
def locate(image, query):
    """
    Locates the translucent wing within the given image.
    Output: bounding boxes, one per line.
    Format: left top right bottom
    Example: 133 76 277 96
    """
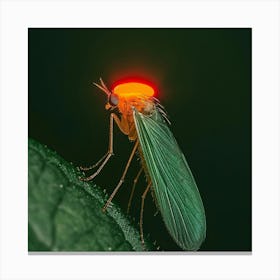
133 107 206 250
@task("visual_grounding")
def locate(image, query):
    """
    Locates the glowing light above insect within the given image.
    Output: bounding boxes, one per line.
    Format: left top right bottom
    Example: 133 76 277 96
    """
112 82 155 98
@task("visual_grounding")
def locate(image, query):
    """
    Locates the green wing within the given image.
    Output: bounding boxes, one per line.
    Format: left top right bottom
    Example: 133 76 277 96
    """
133 107 206 250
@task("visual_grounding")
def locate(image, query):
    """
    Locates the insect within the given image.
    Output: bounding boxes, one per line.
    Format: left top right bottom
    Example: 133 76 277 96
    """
80 78 206 251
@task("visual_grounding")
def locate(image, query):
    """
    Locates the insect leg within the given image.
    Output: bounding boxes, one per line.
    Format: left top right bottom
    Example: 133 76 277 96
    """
102 140 139 212
79 153 108 171
140 181 152 246
80 113 123 181
127 167 143 214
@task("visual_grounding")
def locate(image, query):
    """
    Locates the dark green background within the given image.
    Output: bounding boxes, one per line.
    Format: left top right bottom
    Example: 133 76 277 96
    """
28 28 251 251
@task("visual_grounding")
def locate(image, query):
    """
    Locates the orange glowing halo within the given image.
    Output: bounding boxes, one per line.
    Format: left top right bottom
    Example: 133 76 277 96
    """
112 82 155 99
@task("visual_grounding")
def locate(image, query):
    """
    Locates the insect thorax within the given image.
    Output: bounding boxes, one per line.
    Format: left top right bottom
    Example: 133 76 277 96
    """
119 97 155 116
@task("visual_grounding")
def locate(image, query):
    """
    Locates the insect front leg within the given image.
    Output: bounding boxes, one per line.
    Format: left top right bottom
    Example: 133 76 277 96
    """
80 113 126 181
102 140 139 212
79 153 109 171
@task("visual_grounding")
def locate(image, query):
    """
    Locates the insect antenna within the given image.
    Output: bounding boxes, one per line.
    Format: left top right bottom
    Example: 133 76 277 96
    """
93 77 111 97
99 77 111 92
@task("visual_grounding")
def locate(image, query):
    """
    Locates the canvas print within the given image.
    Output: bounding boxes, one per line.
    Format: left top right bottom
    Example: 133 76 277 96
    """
28 28 251 252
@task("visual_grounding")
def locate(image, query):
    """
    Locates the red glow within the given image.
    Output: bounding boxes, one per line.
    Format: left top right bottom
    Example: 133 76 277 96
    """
111 77 157 98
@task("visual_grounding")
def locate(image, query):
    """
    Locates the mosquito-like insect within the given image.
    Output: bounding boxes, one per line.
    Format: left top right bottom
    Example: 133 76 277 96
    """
80 78 206 250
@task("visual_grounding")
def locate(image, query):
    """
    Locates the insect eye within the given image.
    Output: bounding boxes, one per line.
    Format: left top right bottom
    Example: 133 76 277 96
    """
109 93 119 106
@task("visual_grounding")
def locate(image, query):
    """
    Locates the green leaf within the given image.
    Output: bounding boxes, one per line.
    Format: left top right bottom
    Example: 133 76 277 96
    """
28 138 153 251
